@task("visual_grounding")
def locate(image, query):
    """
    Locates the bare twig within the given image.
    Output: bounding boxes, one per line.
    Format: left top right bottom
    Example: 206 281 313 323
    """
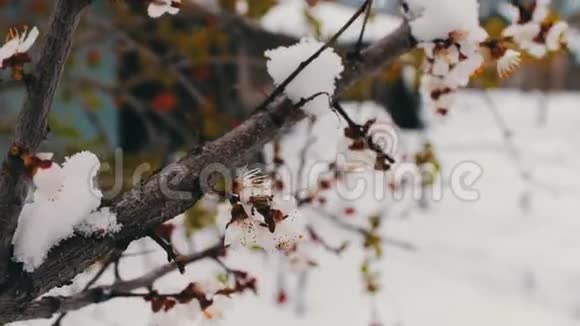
354 0 374 55
482 91 532 212
148 233 185 274
313 208 416 252
332 101 396 165
51 251 121 326
13 243 224 322
84 14 209 108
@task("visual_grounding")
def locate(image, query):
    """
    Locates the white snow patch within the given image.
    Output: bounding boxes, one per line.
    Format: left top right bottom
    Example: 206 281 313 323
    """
75 207 121 238
265 38 343 115
12 151 120 272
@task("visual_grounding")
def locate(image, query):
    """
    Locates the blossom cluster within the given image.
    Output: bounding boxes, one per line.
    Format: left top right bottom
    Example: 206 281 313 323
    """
402 0 488 114
501 0 568 58
220 168 303 253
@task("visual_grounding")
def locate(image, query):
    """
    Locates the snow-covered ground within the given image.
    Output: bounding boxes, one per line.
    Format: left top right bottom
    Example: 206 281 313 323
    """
12 90 580 326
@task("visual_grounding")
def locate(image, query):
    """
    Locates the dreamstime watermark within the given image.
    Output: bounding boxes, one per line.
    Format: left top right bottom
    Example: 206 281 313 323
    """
95 148 483 203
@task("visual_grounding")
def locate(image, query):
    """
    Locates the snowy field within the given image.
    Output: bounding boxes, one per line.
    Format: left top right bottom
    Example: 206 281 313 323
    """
13 90 580 326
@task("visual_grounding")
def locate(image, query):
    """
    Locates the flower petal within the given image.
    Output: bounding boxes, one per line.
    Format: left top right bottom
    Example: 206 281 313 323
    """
18 26 39 53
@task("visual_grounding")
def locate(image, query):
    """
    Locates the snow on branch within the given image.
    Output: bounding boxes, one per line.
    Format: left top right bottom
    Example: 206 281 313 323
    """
12 151 120 272
0 17 415 326
266 38 343 115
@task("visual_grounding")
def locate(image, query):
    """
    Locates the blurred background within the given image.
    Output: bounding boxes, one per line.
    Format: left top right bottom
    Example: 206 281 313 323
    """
4 0 580 325
1 0 578 162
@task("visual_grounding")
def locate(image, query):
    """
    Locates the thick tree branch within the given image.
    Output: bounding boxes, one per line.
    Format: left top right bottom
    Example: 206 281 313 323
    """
0 0 92 285
0 23 414 323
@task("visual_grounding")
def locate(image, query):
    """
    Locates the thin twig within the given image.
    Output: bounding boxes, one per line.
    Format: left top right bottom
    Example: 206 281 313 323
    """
313 208 416 251
295 119 317 199
84 14 209 108
332 101 396 164
354 0 374 55
113 260 122 283
482 91 533 212
51 250 122 325
148 233 185 274
50 313 67 326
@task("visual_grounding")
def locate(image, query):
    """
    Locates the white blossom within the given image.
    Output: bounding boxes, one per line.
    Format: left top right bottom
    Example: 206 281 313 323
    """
502 0 568 58
31 153 63 201
567 27 580 63
402 0 487 113
497 49 522 79
546 22 568 51
0 26 39 65
219 168 303 253
224 216 276 250
236 168 272 205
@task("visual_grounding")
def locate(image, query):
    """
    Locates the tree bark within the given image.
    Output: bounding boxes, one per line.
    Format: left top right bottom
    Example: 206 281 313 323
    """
0 0 92 286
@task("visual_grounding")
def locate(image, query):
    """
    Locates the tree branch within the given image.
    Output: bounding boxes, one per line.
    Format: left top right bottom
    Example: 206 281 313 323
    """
0 0 92 285
147 233 185 274
0 23 414 323
312 208 416 252
11 243 224 322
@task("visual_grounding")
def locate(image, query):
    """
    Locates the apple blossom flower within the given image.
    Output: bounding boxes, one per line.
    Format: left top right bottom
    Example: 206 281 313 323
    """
0 26 39 80
234 168 272 205
219 168 303 253
502 0 568 58
403 0 488 113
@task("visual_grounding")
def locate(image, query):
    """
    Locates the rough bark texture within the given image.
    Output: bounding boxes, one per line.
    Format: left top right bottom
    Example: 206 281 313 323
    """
0 0 92 286
0 22 414 323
